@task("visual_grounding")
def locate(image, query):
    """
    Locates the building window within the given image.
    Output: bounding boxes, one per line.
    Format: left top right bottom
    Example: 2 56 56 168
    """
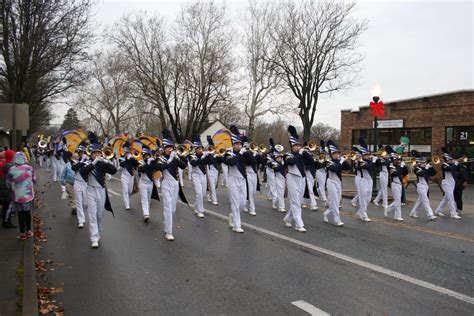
446 126 474 145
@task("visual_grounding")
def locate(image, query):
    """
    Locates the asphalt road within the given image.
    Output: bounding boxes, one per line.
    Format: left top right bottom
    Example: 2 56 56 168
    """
35 167 474 315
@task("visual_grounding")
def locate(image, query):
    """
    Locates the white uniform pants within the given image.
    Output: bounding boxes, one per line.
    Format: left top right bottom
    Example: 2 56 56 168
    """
139 178 153 216
284 174 305 228
374 171 389 206
207 166 219 204
266 166 276 201
246 170 257 213
187 161 192 180
435 180 458 216
275 173 286 209
410 183 434 218
74 180 88 225
46 156 51 171
316 169 327 201
386 182 402 219
38 155 43 167
192 171 207 213
325 178 343 224
304 171 317 208
162 178 179 234
357 177 373 219
178 168 185 186
351 175 361 205
52 157 60 181
228 176 246 229
87 186 106 243
221 164 229 186
121 169 133 209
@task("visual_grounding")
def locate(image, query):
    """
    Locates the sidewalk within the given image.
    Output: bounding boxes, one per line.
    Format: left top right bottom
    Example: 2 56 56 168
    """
0 220 23 316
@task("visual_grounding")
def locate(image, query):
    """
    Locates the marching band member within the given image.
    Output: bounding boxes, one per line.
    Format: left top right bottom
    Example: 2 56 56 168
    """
270 146 286 213
409 151 437 220
224 125 247 233
71 141 89 228
205 136 220 205
189 136 208 218
82 132 117 248
301 143 318 211
266 138 277 207
350 149 362 208
315 140 328 204
46 143 53 172
242 136 261 216
354 138 375 222
155 130 187 241
323 140 351 227
434 148 462 219
119 141 138 210
137 145 158 222
51 142 61 182
373 145 390 207
384 149 408 221
283 125 306 232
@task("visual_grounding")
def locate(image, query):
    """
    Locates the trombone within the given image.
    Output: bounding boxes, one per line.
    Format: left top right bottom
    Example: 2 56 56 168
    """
306 140 319 152
102 146 115 160
176 144 190 157
343 151 359 161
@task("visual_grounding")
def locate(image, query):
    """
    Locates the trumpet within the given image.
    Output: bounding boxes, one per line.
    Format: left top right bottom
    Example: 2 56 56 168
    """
307 140 319 152
132 149 141 159
249 142 259 152
259 144 267 153
458 155 474 163
343 151 359 161
102 146 115 160
376 148 388 157
208 145 215 154
177 144 189 157
214 148 228 156
411 157 417 166
431 155 441 165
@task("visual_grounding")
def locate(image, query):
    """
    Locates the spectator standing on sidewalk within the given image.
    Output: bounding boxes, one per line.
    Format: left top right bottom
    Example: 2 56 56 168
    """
0 149 17 228
6 152 36 240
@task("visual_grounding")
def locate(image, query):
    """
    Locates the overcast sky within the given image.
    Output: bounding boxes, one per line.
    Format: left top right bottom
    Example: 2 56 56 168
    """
52 0 473 129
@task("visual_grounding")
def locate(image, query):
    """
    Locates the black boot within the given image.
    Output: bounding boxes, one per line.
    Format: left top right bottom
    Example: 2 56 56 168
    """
71 208 77 215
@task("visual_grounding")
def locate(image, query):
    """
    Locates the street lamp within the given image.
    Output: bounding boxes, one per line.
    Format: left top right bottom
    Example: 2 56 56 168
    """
370 86 385 197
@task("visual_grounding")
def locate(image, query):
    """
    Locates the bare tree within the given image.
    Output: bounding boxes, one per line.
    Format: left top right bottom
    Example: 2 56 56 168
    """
108 1 233 143
74 51 137 135
0 0 94 133
268 0 367 141
241 0 284 138
310 122 340 142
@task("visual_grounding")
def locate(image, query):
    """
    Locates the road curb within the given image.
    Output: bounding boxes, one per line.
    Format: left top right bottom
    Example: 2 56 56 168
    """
22 240 38 316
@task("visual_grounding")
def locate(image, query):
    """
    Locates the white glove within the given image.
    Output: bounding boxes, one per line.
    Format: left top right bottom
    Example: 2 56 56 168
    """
425 164 431 169
202 152 208 158
147 158 155 164
240 148 247 154
92 157 101 165
340 157 346 163
400 162 406 167
298 149 305 155
372 156 378 163
139 160 145 166
168 151 176 163
454 161 459 166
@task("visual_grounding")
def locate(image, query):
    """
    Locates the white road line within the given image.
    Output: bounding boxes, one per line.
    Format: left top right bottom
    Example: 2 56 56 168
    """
291 300 330 316
192 205 474 306
108 189 120 196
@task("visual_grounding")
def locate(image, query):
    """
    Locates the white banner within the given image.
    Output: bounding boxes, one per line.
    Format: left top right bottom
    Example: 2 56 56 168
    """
373 119 404 128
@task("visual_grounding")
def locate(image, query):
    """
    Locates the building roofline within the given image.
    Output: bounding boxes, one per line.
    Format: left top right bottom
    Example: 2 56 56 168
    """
341 89 474 112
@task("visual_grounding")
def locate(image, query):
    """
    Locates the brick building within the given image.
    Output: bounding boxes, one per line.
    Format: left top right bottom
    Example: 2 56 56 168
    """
340 90 474 182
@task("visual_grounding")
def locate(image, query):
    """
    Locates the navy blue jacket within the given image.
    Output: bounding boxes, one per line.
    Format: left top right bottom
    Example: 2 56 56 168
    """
285 152 305 177
119 155 138 176
415 165 436 183
156 155 187 180
82 160 117 188
326 159 351 181
138 159 158 181
224 150 247 178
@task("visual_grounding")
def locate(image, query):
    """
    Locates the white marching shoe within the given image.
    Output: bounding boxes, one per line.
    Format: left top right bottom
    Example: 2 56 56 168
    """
334 222 344 227
272 202 277 209
278 208 287 213
394 217 404 221
164 233 175 241
78 223 84 229
243 207 249 213
144 215 150 222
435 211 445 217
294 226 307 233
197 212 205 218
428 215 438 221
450 214 462 219
283 219 292 228
373 200 379 206
232 227 244 233
409 213 418 218
323 211 329 223
91 241 99 248
249 211 256 216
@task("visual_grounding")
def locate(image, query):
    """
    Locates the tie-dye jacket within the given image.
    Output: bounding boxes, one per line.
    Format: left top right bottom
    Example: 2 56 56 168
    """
6 152 36 203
